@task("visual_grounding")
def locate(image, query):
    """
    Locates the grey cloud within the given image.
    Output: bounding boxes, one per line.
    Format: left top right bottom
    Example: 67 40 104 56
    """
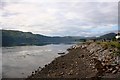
1 1 118 36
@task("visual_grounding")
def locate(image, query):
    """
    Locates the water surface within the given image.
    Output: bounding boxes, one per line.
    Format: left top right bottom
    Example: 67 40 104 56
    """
2 44 72 78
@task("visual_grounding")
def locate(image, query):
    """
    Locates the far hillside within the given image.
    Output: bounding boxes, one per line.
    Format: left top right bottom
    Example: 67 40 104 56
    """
1 30 84 46
99 33 116 40
1 29 119 47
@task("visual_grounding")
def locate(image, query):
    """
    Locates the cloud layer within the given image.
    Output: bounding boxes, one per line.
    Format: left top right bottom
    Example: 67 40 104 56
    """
0 0 118 37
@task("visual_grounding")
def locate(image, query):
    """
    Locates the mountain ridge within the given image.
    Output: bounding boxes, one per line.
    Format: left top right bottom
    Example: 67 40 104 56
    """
1 29 117 46
1 29 84 46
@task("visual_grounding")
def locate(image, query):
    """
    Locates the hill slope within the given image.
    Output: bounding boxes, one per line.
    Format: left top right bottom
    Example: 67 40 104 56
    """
1 30 80 46
1 30 117 46
99 33 116 40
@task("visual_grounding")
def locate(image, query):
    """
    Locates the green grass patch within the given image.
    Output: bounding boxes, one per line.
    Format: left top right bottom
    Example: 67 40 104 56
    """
96 41 120 49
97 41 120 56
112 50 120 56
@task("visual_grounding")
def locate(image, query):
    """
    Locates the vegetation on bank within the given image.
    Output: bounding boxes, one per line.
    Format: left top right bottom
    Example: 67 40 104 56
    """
97 41 120 49
97 41 120 56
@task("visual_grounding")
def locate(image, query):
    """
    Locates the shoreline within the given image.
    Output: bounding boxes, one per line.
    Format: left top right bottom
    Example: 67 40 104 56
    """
26 42 120 79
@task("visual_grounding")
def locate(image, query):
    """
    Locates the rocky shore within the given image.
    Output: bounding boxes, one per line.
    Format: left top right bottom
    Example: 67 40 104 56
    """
26 42 120 80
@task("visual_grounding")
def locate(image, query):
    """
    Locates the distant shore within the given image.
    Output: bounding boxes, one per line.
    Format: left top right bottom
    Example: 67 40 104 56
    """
26 42 120 79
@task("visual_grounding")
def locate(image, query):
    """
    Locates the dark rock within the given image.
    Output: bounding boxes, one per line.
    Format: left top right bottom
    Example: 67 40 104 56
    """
32 72 34 74
67 48 72 51
58 52 65 55
81 55 84 58
45 64 47 67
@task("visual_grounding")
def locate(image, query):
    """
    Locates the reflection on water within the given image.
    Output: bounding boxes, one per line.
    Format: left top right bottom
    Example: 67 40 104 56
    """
2 44 72 78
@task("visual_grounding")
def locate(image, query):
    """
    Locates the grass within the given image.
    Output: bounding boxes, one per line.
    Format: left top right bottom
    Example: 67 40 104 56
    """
96 41 120 56
96 41 120 49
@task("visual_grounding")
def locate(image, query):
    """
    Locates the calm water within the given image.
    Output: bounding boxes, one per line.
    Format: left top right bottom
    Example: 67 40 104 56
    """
2 44 72 78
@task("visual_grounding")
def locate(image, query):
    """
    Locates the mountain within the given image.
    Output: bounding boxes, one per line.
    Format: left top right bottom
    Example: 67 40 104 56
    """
98 33 116 40
1 29 117 46
1 30 84 46
76 32 117 41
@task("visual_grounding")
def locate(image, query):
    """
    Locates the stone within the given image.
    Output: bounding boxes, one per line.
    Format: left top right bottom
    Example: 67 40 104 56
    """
81 55 84 58
45 64 47 67
32 72 34 74
112 70 118 74
76 73 78 75
35 70 37 73
68 72 72 75
60 72 64 75
70 70 73 73
116 66 119 69
75 61 78 64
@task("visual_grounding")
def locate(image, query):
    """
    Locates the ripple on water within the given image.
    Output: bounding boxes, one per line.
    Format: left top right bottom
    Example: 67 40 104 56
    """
2 44 73 78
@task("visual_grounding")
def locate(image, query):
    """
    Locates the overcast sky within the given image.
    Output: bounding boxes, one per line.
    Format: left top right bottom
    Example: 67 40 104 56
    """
0 0 119 37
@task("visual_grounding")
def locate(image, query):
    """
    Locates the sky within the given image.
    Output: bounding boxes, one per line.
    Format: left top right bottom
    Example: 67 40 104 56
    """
0 0 119 37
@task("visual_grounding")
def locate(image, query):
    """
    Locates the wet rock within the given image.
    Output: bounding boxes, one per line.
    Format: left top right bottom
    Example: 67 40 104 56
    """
67 48 71 50
39 66 42 69
32 71 34 74
45 64 47 67
58 52 65 55
35 70 37 73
